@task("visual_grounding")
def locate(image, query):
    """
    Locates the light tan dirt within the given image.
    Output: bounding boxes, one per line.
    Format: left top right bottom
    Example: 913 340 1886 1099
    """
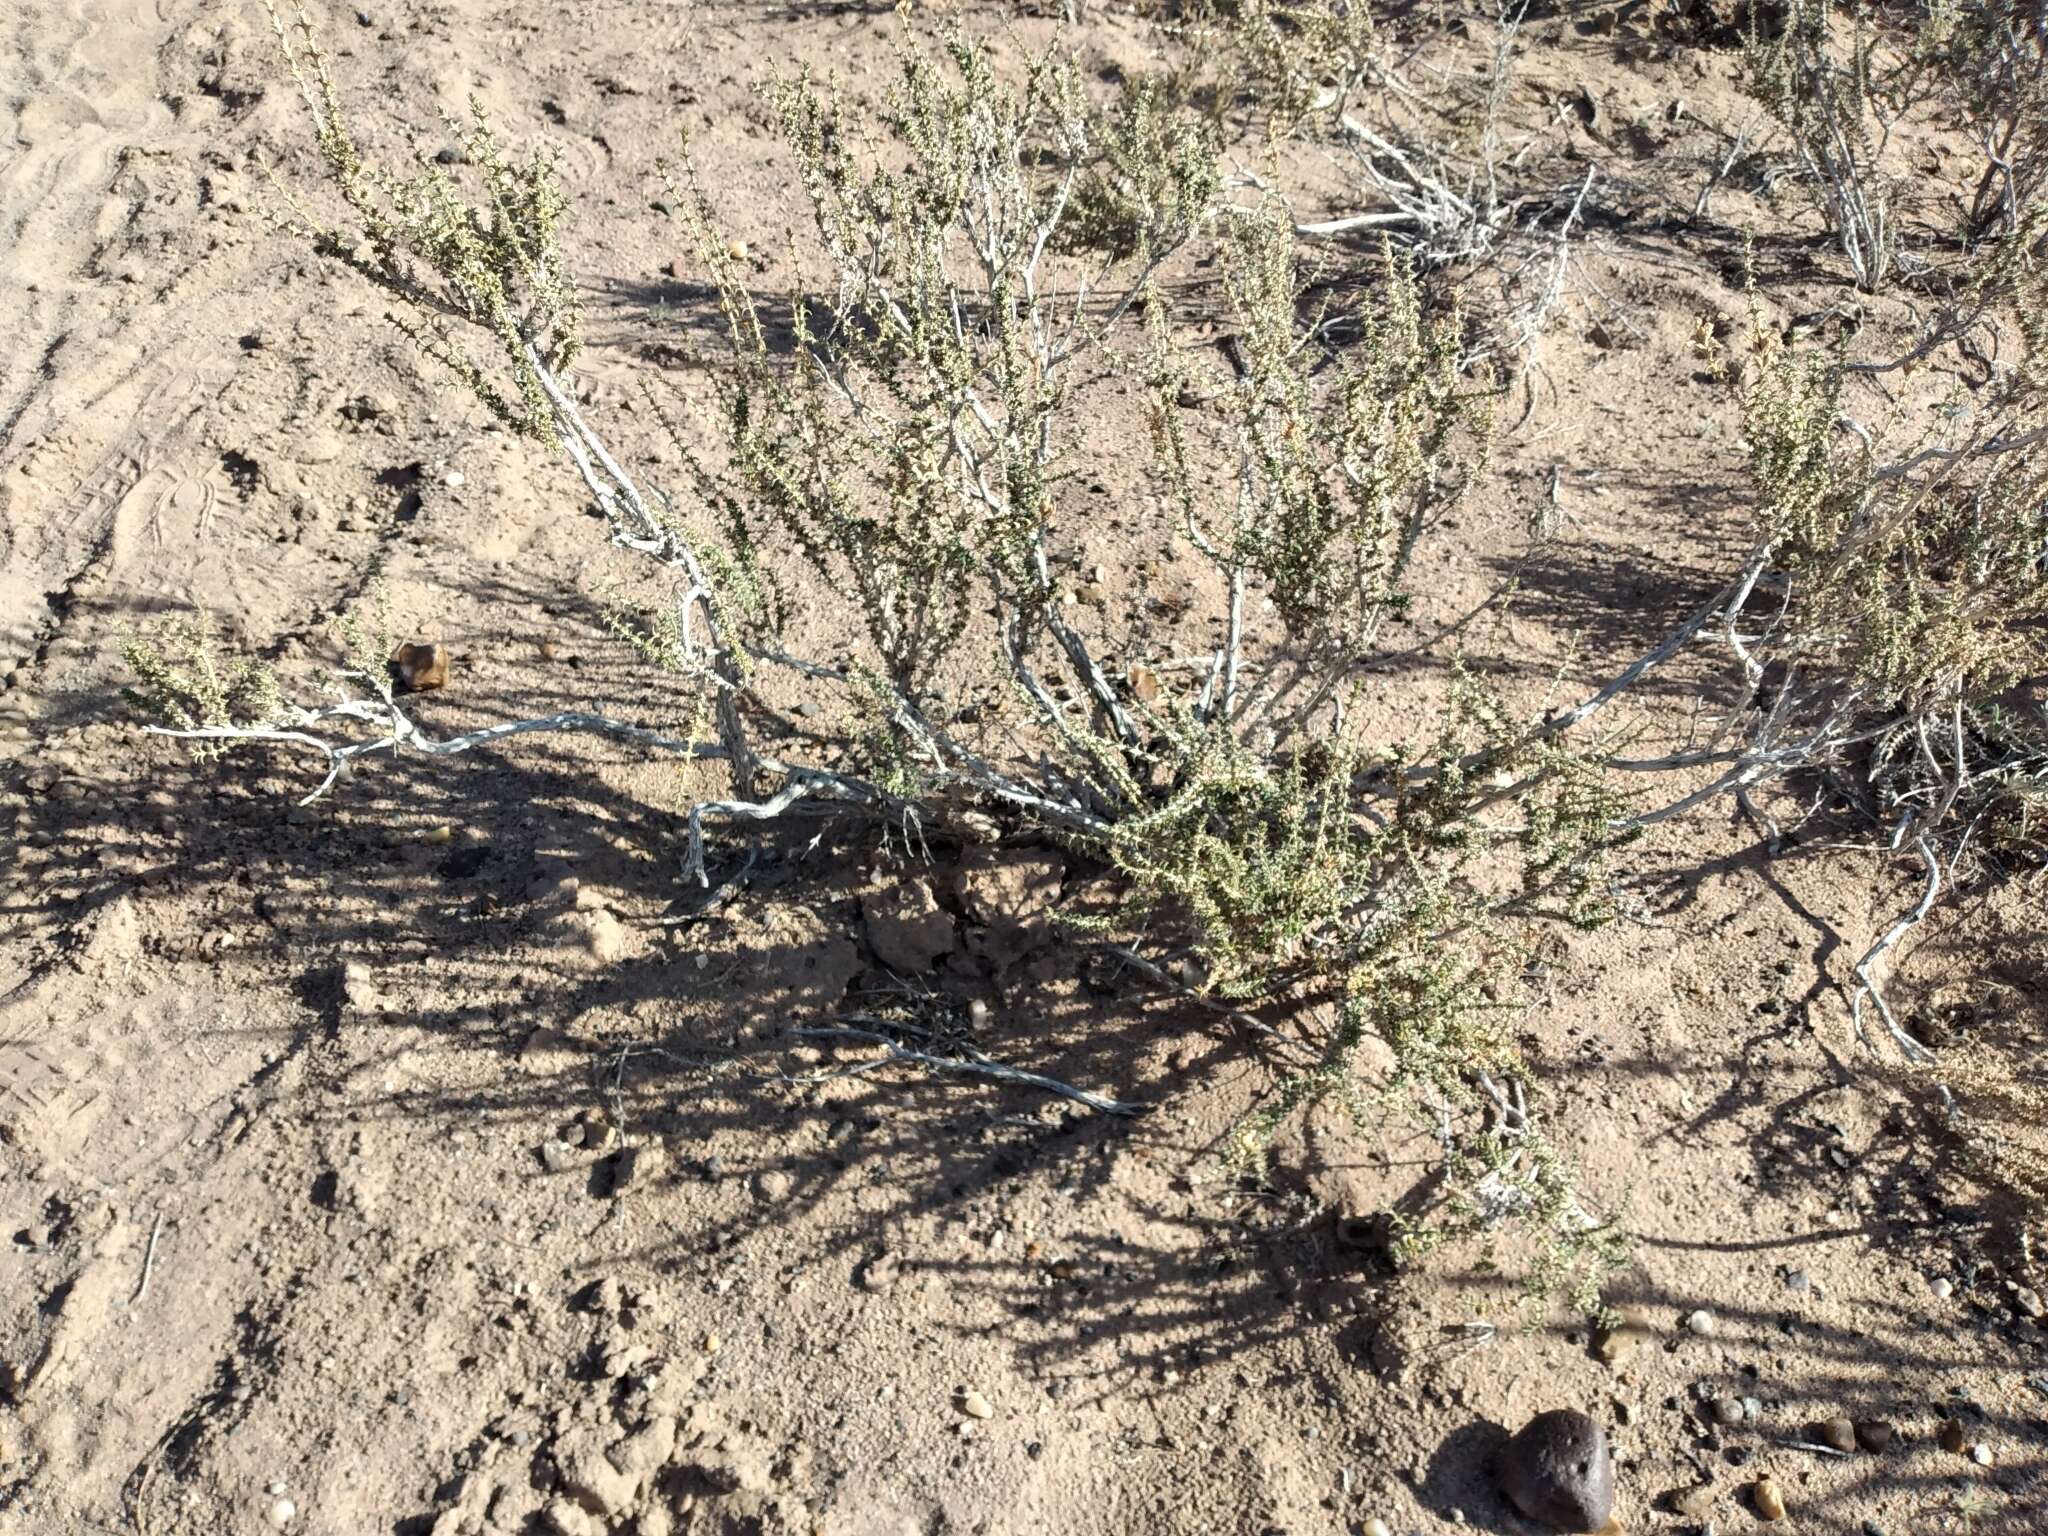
2 3 2044 1535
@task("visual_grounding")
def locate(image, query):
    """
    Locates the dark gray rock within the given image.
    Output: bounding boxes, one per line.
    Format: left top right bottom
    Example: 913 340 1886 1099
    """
1499 1409 1615 1532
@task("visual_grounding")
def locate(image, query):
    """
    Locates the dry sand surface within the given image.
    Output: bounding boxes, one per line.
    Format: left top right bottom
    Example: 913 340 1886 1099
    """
2 2 2045 1534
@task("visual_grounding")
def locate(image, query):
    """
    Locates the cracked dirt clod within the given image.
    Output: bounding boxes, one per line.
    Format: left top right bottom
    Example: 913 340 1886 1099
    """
860 879 954 973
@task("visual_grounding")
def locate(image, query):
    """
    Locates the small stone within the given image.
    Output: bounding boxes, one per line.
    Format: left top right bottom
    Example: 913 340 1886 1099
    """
1363 1522 1391 1536
1819 1417 1856 1453
538 1139 577 1173
755 1169 793 1203
392 641 448 692
1684 1308 1717 1338
1595 1306 1651 1365
268 1498 296 1528
444 470 465 488
1939 1418 1967 1454
2014 1286 2044 1319
1712 1396 1744 1427
1500 1409 1614 1531
1753 1476 1787 1521
726 239 749 262
1784 1269 1811 1292
1853 1419 1893 1452
959 1389 994 1420
1740 1396 1762 1424
1930 1276 1954 1299
1969 1443 1992 1466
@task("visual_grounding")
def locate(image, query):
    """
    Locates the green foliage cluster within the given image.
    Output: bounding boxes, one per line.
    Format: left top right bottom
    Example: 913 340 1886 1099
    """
121 621 281 760
1739 214 2048 848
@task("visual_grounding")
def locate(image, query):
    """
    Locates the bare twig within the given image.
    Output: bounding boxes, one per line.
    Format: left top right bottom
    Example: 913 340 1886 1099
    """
793 1025 1146 1116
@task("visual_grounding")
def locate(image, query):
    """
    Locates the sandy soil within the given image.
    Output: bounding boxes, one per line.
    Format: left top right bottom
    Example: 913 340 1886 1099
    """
3 3 2046 1535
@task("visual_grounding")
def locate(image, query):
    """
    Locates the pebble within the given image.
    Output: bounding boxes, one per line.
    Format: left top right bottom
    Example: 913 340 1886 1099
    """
1853 1419 1893 1452
1752 1476 1787 1521
2015 1286 2044 1319
1819 1417 1857 1453
268 1498 296 1528
1930 1276 1954 1299
1684 1309 1717 1338
1499 1409 1614 1531
1711 1396 1744 1427
538 1139 576 1173
1939 1418 1966 1454
1595 1306 1651 1364
1970 1443 1993 1466
1784 1268 1811 1292
755 1170 793 1202
1363 1522 1391 1536
392 641 448 692
959 1389 994 1420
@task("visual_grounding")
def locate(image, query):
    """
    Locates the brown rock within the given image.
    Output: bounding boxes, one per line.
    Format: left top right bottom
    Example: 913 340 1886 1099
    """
1594 1306 1651 1365
392 641 448 692
1853 1419 1894 1452
1500 1410 1614 1532
1752 1477 1787 1521
1818 1416 1857 1453
1939 1417 1967 1454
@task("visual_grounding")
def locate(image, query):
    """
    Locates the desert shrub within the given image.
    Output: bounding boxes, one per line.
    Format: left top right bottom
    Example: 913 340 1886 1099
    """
1665 221 2048 1052
1742 0 1900 289
125 3 1719 1308
1912 0 2048 243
